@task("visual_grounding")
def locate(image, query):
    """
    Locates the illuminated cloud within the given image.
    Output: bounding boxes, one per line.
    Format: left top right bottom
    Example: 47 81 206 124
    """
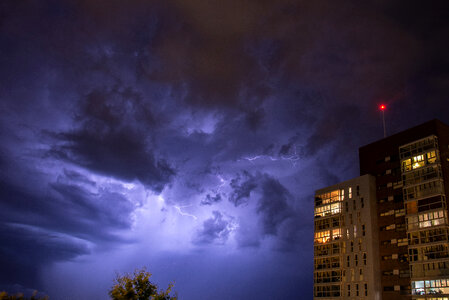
0 0 447 299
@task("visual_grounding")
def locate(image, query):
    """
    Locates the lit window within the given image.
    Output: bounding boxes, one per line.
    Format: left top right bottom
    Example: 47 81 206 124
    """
402 159 412 171
386 224 396 230
412 154 425 169
427 151 436 164
314 230 330 244
314 202 342 218
332 228 342 240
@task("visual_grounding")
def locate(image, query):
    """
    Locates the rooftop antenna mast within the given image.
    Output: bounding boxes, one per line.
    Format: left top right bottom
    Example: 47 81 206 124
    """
379 104 386 138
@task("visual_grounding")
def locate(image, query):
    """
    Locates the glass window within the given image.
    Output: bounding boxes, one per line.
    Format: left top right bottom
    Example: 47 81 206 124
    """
427 151 436 164
412 154 425 169
402 159 412 172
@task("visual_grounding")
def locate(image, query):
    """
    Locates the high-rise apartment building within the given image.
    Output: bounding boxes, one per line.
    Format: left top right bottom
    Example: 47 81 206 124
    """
314 175 381 299
314 119 449 300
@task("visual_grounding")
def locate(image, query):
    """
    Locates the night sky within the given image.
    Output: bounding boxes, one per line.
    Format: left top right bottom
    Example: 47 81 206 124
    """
0 1 448 299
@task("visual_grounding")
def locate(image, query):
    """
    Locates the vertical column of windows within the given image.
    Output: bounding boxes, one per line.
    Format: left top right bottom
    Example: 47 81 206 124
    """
400 136 449 288
314 189 345 298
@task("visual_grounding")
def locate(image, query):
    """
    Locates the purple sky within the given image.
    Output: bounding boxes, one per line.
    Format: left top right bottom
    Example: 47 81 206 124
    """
0 1 448 299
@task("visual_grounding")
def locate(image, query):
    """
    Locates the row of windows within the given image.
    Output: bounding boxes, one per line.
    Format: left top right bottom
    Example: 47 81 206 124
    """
315 186 361 208
346 253 367 267
314 268 370 284
380 223 406 231
381 238 408 247
315 189 344 207
411 261 449 278
409 244 449 262
380 208 405 217
342 268 366 282
314 256 340 270
314 203 342 218
379 194 402 203
413 279 449 296
314 243 343 257
406 196 446 214
408 228 448 245
315 224 367 245
402 151 437 173
404 180 444 201
347 283 368 297
383 269 410 278
407 210 447 230
314 285 340 297
399 136 437 160
315 237 366 256
382 253 408 262
403 164 442 186
314 229 342 244
314 216 342 231
314 270 341 284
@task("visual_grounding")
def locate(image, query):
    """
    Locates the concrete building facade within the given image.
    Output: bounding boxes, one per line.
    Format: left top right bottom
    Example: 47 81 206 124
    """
314 175 381 299
314 119 449 300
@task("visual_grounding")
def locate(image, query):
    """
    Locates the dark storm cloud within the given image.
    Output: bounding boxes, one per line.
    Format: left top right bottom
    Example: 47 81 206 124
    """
0 222 89 288
257 175 294 235
50 181 134 232
229 171 258 207
0 167 136 288
62 169 96 186
144 1 270 108
0 0 448 299
229 171 297 247
0 172 134 243
200 193 222 206
193 211 233 245
50 86 175 192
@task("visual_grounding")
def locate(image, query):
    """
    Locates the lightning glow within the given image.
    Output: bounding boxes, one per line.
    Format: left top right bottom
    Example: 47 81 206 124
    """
241 145 300 167
174 205 198 220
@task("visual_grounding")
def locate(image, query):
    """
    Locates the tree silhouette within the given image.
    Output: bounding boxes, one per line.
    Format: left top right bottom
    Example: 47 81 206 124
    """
0 291 48 300
109 268 177 300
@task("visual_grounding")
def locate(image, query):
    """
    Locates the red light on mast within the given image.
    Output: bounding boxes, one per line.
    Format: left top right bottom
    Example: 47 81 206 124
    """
379 104 386 111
